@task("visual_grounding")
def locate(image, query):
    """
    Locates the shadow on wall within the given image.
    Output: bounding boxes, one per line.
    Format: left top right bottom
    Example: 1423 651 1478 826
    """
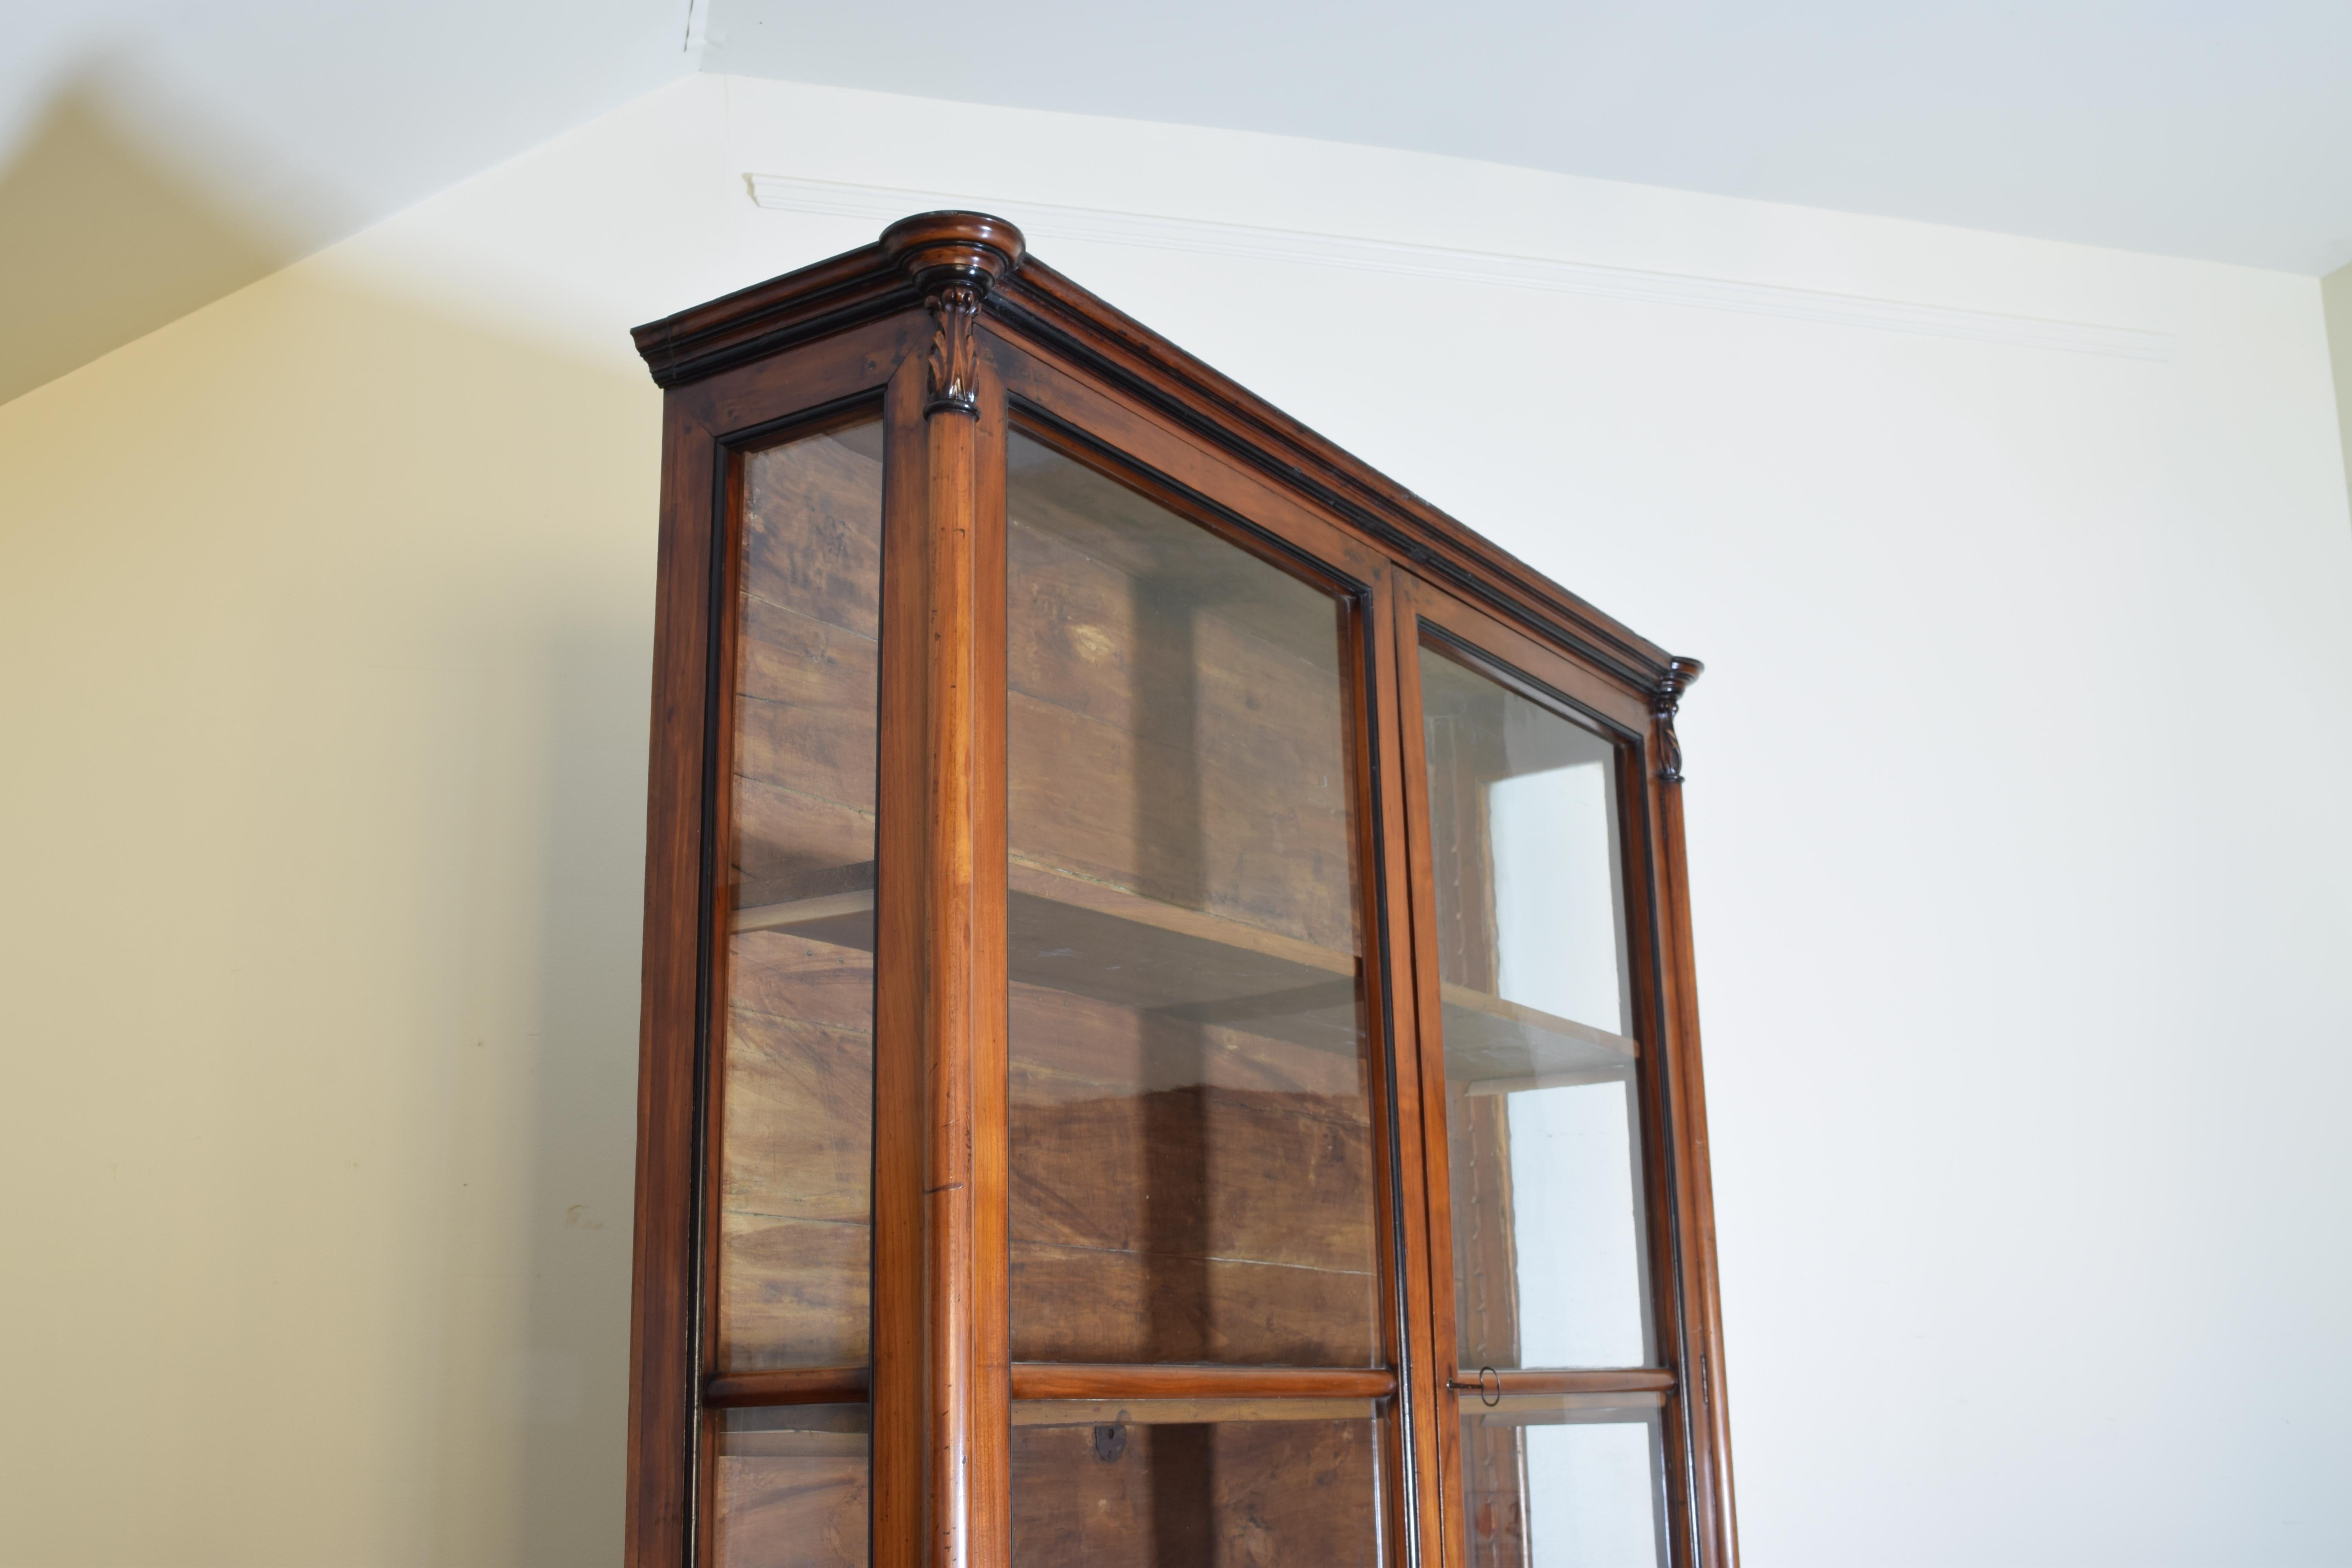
0 79 662 1568
0 70 323 407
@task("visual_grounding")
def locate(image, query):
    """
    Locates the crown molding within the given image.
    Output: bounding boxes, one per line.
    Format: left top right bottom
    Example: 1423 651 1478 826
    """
746 174 2174 364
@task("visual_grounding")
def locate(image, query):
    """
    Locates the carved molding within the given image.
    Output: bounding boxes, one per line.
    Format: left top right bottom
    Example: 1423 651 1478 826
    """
879 211 1027 417
1653 656 1704 784
926 283 981 415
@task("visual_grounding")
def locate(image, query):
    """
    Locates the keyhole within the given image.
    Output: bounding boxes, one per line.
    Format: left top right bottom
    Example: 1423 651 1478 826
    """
1092 1423 1127 1463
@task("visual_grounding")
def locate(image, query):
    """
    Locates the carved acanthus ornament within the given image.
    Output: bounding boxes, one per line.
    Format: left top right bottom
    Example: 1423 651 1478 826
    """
925 283 982 416
1652 656 1704 784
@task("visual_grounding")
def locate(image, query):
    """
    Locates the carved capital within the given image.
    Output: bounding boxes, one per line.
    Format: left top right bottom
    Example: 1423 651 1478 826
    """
925 283 982 416
1651 656 1704 784
880 212 1026 417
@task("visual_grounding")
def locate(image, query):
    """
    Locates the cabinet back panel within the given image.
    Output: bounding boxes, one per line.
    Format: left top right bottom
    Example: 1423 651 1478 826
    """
1010 1415 1387 1566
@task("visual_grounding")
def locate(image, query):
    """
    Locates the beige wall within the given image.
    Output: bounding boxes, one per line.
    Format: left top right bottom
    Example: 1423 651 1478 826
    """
0 240 659 1566
0 85 302 410
5 74 2352 1566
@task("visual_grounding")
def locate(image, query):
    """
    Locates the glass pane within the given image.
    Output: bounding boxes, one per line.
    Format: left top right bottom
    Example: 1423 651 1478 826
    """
720 422 885 1373
715 1404 870 1568
1004 434 1380 1365
1459 1395 1666 1568
1418 644 1653 1371
1013 1405 1386 1564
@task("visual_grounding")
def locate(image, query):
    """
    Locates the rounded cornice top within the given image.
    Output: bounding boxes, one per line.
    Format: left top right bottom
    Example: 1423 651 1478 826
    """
880 211 1027 296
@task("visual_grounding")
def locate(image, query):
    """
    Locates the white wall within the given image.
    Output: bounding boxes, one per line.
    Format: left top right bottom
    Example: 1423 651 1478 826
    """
4 72 2349 1566
2323 261 2352 519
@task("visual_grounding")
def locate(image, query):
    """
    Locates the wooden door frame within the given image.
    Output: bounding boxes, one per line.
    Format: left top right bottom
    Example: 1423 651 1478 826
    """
987 345 1446 1566
629 310 928 1568
1389 570 1733 1568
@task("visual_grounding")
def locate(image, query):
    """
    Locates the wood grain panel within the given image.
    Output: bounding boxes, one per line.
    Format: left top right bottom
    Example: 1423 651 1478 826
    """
717 1212 868 1371
734 599 879 819
1011 1416 1383 1566
1009 984 1363 1103
722 1009 869 1224
1008 968 1381 1368
715 426 885 1396
1007 689 1356 957
731 780 875 890
1008 1240 1377 1366
726 934 874 1036
715 1451 868 1568
1011 1084 1372 1272
1002 437 1350 673
718 931 875 1371
1006 500 1350 747
740 430 884 640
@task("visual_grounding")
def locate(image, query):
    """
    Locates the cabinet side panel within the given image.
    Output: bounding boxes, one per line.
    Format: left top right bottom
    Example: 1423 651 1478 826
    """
631 390 724 1568
1652 779 1737 1568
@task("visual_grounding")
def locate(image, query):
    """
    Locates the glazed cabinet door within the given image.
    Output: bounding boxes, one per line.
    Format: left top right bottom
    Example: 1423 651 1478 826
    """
1392 575 1720 1568
991 400 1425 1566
637 315 1443 1568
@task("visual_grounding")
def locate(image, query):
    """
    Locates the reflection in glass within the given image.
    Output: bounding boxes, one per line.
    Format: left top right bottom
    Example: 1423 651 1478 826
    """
719 422 886 1373
1419 644 1653 1372
1460 1396 1666 1568
1013 1405 1386 1564
714 1404 871 1568
1004 433 1380 1366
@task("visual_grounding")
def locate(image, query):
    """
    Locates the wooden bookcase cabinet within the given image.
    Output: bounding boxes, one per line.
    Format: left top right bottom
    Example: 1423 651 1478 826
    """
626 213 1735 1568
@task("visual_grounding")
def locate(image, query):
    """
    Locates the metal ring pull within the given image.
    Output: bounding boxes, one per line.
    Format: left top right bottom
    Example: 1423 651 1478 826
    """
1478 1366 1502 1407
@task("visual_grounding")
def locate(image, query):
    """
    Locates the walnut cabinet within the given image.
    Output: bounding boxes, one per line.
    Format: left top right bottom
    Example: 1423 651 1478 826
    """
625 213 1735 1568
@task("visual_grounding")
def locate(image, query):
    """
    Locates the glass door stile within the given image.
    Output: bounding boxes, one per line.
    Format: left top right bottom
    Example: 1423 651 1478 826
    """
629 216 1731 1568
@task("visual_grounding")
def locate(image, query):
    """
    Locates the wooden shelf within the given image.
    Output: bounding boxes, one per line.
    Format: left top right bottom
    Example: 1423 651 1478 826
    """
1009 1363 1394 1428
1014 1397 1379 1427
706 1366 871 1408
1437 982 1637 1095
1011 1363 1395 1401
1446 1368 1674 1395
733 857 1634 1077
